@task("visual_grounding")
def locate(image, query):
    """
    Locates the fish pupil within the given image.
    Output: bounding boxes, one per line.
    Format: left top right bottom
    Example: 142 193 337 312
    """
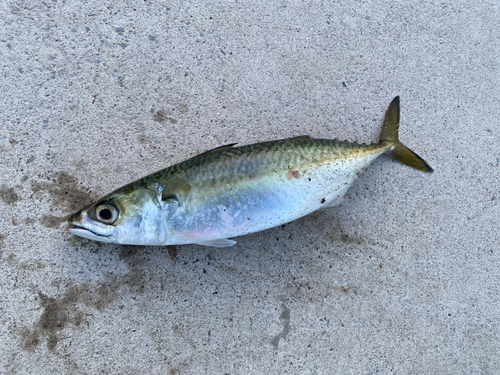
99 208 112 220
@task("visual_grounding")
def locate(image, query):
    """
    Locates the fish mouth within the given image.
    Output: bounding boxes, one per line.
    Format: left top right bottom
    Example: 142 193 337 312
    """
69 224 111 238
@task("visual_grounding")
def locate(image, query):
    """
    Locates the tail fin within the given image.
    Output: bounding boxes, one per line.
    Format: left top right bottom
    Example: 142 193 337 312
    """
380 97 433 172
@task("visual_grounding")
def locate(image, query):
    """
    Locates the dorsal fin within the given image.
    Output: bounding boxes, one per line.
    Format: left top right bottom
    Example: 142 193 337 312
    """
195 143 237 158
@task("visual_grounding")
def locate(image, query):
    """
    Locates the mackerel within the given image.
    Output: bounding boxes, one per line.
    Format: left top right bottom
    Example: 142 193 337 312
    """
69 97 433 247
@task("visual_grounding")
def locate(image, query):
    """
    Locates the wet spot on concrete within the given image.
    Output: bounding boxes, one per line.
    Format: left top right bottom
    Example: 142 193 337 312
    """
334 286 359 295
19 328 40 351
18 270 147 352
178 103 188 114
20 291 84 352
24 217 35 225
153 110 178 124
167 246 178 259
154 110 168 123
0 233 5 258
6 253 46 270
137 133 151 144
119 246 138 259
271 304 291 350
340 233 363 245
326 219 366 246
9 138 18 145
30 171 96 212
114 166 123 173
169 362 191 375
27 156 36 164
118 245 152 268
40 215 69 229
0 186 19 205
21 175 29 183
67 235 99 250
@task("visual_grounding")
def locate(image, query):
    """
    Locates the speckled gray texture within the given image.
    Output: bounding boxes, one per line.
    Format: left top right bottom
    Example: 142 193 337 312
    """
1 1 499 374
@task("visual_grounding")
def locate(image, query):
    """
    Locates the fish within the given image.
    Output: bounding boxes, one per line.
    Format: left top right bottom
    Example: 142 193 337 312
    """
69 97 433 247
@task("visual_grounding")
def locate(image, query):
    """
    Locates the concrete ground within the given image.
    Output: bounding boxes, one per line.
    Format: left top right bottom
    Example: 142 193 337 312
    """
1 0 499 374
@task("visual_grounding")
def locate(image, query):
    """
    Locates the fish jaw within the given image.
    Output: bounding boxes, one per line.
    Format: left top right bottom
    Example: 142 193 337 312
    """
69 209 116 243
68 226 115 243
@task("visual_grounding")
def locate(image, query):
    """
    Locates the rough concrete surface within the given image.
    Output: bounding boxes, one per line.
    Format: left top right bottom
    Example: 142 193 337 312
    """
1 0 499 374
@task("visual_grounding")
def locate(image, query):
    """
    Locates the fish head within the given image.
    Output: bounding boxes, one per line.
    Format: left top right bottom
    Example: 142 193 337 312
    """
68 186 168 245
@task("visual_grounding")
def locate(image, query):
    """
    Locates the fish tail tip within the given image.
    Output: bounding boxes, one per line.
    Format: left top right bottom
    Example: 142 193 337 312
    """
380 97 434 173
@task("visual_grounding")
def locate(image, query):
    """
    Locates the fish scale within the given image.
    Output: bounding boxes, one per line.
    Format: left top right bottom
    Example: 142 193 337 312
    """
69 97 433 247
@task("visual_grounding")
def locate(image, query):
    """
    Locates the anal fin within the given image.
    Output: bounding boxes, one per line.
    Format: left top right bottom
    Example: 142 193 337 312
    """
322 195 345 208
195 239 237 248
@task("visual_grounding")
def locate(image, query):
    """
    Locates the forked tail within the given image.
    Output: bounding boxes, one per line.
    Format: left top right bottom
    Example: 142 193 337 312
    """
380 97 433 172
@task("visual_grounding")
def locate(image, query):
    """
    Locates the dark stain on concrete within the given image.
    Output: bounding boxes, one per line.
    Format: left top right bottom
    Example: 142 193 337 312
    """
137 133 151 144
0 186 19 205
326 219 366 246
6 254 46 271
169 361 190 375
40 215 70 229
340 233 364 245
67 235 103 251
30 171 97 212
27 156 36 163
20 292 84 352
0 233 5 258
154 110 168 123
24 217 35 225
167 245 178 260
19 270 147 352
119 246 141 259
118 245 147 268
178 103 188 114
271 304 291 350
333 286 359 295
153 110 178 124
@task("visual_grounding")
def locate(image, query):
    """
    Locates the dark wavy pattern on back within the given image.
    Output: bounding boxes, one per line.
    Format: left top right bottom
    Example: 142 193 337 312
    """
110 137 383 196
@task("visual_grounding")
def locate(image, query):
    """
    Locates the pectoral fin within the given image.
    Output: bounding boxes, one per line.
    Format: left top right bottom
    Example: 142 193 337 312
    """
195 239 237 247
162 177 192 206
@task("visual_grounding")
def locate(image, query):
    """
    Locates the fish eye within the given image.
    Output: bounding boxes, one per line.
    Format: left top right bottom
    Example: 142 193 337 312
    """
95 204 118 224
